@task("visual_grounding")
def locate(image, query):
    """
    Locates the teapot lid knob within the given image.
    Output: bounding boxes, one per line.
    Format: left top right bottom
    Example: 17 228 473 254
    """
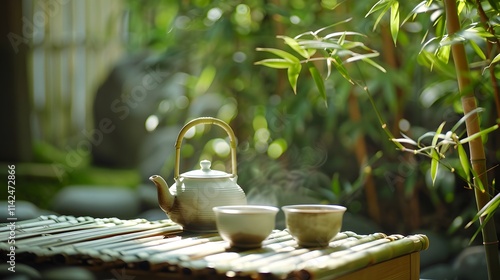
200 160 211 171
180 159 231 178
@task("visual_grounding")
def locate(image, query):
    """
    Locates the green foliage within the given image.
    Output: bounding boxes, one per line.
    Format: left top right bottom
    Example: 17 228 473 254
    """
392 108 498 193
366 0 400 44
114 0 500 242
467 189 500 243
255 25 386 104
252 0 500 241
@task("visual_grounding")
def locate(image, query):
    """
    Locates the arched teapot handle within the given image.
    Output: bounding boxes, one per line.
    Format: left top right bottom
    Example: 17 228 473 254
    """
174 117 237 180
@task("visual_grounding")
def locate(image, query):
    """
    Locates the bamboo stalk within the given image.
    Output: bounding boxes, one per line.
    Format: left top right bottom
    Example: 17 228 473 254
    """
443 1 500 279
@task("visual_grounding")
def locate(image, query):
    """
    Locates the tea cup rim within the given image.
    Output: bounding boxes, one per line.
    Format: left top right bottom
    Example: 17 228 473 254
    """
213 205 279 214
281 204 346 213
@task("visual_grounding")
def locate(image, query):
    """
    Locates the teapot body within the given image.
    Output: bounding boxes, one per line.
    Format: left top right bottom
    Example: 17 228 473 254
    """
150 117 248 232
167 177 247 231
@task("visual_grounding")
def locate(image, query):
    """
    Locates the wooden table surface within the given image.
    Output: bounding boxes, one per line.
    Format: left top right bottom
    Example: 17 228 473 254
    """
0 216 429 279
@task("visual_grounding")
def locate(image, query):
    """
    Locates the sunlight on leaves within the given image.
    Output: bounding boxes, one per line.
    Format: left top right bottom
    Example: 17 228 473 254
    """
287 62 302 94
254 58 294 69
466 190 500 244
459 124 499 145
390 1 400 45
279 35 311 59
255 48 300 62
436 44 450 64
430 148 439 185
457 142 471 185
366 0 394 31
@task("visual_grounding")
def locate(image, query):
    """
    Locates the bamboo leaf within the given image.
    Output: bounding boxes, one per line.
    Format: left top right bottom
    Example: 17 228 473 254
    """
403 1 436 24
338 32 347 45
308 62 327 101
345 52 381 63
451 107 485 132
256 48 300 62
366 0 391 17
420 37 440 53
436 44 451 64
306 48 317 57
288 62 302 94
299 40 343 50
415 146 436 154
476 192 500 220
469 208 498 244
457 142 471 183
429 122 445 185
459 26 494 41
324 31 366 40
401 134 418 145
466 193 500 244
430 149 439 185
254 59 294 69
440 34 466 46
471 168 486 193
390 1 400 45
278 36 311 59
366 0 393 30
457 0 465 15
361 57 387 73
490 53 500 65
459 124 499 144
326 57 332 79
294 30 316 40
392 138 418 145
432 122 446 146
485 53 500 74
418 50 456 79
331 56 353 83
295 19 353 39
341 41 369 50
417 131 437 146
299 40 367 51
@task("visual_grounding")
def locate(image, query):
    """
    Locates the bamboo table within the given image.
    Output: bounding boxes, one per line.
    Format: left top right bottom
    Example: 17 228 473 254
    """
0 216 429 279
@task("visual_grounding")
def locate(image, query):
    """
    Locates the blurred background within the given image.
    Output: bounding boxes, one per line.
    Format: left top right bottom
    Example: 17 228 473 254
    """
1 0 499 278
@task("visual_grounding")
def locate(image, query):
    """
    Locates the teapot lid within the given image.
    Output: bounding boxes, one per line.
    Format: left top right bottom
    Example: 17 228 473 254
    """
180 160 232 179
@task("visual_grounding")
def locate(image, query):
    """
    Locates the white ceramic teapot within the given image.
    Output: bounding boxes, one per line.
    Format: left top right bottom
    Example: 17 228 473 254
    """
149 117 247 232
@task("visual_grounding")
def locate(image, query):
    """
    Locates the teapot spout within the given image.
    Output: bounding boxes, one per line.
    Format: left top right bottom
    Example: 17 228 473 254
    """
149 175 175 213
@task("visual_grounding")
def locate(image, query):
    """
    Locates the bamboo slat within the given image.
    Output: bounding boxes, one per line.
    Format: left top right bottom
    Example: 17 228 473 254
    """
0 216 429 279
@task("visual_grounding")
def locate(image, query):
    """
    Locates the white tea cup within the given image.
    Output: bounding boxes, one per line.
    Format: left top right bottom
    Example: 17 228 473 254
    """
213 205 279 248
